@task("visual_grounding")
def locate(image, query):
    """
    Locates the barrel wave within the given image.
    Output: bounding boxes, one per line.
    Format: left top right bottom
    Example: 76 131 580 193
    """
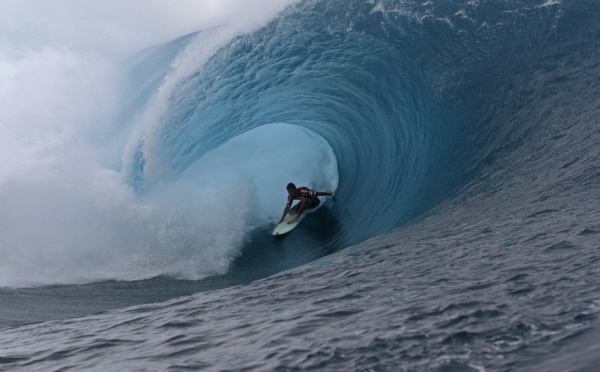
1 0 600 370
122 0 586 276
123 1 454 258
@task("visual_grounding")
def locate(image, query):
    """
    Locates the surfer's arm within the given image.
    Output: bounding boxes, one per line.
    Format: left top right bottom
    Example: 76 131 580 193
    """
279 205 291 223
316 191 334 197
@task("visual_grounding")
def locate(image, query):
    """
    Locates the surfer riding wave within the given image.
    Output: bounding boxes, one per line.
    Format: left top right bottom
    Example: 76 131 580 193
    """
280 183 334 224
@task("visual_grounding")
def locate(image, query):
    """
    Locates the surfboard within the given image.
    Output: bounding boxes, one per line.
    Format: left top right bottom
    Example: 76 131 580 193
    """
272 206 318 236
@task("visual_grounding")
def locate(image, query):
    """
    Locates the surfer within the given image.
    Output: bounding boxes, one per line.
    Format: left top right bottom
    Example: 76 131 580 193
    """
280 183 334 224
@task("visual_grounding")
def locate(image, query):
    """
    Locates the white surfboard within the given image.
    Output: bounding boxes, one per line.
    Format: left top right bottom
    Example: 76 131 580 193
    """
272 206 318 236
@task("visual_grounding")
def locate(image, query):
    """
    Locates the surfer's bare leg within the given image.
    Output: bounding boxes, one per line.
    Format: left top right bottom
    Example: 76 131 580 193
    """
288 198 310 224
290 204 300 215
297 198 310 216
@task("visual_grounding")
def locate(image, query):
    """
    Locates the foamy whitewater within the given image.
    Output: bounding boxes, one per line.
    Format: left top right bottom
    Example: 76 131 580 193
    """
1 0 600 370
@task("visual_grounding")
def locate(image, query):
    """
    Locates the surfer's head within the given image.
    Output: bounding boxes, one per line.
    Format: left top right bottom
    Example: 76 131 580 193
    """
286 183 297 196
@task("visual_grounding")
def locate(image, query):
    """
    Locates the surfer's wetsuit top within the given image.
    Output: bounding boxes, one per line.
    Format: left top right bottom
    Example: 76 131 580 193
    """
287 187 320 209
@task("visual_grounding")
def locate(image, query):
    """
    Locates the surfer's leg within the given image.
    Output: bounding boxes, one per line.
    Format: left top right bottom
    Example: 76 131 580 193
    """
296 197 310 217
290 203 300 215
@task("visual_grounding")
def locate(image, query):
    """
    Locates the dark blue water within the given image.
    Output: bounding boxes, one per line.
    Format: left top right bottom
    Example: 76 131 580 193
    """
2 0 600 370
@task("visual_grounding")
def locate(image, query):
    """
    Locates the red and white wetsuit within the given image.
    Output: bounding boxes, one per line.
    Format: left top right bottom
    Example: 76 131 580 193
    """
286 186 317 208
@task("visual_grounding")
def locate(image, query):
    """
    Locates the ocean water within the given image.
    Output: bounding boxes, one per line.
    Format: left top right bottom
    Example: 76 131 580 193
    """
1 0 600 370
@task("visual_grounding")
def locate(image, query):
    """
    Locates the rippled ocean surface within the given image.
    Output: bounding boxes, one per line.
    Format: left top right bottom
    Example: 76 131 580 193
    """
1 0 600 371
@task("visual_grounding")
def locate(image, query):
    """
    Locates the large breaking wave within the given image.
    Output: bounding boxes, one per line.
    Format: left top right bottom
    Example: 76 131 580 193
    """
1 0 594 287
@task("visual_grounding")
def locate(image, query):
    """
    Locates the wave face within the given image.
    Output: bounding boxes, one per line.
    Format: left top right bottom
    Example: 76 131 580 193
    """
116 1 465 279
2 0 600 370
123 10 450 246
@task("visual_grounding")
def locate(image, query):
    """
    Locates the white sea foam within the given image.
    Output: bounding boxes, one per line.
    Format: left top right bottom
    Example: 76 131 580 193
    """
0 1 302 287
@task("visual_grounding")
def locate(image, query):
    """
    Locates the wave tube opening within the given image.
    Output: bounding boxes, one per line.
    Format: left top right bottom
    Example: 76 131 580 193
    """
135 123 340 282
